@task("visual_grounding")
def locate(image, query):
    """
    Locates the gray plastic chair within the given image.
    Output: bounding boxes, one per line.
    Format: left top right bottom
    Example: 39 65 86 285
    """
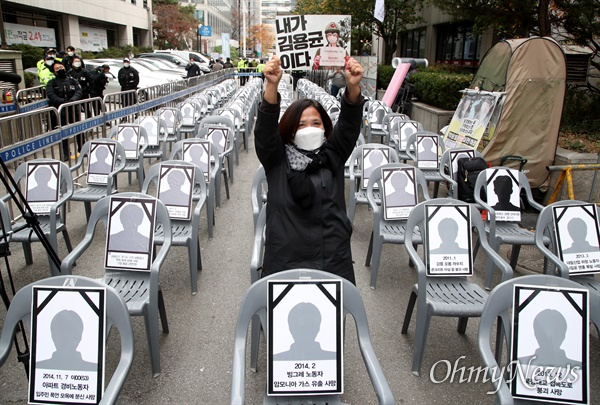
70 139 126 221
142 160 207 295
401 198 513 376
348 144 399 224
109 124 149 191
170 139 218 238
365 163 430 289
198 115 236 184
474 167 549 289
478 274 600 405
231 268 396 405
382 114 413 161
215 107 243 164
197 121 233 206
177 100 202 139
61 192 172 377
135 115 169 162
0 275 134 405
250 165 267 232
248 203 267 371
438 148 484 199
364 100 391 144
534 200 600 322
406 132 447 198
1 159 74 276
155 107 183 154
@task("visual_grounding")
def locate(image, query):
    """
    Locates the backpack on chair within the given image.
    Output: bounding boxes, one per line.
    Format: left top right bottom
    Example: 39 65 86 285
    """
456 156 487 203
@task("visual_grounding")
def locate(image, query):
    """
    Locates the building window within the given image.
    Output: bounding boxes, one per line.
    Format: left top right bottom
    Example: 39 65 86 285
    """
400 28 426 59
435 23 482 67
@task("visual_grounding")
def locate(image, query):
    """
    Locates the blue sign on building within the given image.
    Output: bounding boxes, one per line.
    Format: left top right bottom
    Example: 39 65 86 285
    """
198 26 212 37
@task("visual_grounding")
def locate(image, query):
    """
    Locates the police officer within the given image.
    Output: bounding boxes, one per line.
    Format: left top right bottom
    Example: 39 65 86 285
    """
46 60 82 161
90 64 110 115
118 57 140 108
185 58 201 78
69 57 93 117
237 57 248 86
62 46 85 72
37 48 61 88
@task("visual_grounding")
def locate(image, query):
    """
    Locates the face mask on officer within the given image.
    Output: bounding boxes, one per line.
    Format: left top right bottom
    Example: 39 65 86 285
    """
124 63 130 68
45 58 54 67
73 61 82 69
67 51 74 57
54 66 67 79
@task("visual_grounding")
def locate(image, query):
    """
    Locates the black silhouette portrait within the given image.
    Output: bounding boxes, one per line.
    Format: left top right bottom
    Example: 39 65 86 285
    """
159 169 190 206
108 204 150 253
562 217 598 254
385 171 415 207
88 145 113 175
417 137 438 162
27 166 57 202
491 175 520 212
518 309 582 370
36 310 97 371
430 217 468 255
273 302 336 361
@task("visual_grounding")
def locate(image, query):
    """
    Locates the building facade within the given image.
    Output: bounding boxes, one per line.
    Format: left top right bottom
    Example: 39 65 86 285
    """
1 0 153 52
181 0 232 54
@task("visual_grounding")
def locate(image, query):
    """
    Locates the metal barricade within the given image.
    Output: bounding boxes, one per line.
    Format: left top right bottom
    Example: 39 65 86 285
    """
547 163 600 204
16 86 48 113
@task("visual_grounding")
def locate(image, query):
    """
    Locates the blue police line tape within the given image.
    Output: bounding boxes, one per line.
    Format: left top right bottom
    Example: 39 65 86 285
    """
0 104 17 114
18 99 49 113
235 73 263 77
0 74 237 163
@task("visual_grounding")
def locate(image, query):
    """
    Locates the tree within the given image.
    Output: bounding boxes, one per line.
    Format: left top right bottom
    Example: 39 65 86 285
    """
153 0 198 50
293 0 424 64
247 24 275 53
430 0 600 89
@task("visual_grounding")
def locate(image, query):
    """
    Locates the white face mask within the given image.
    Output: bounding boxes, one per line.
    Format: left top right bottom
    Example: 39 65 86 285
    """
294 127 325 151
123 63 130 68
68 51 74 57
45 59 54 67
73 62 81 68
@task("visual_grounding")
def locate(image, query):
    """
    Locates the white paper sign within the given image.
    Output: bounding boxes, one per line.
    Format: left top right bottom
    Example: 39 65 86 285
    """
26 162 60 215
382 167 417 220
158 165 194 220
486 168 521 222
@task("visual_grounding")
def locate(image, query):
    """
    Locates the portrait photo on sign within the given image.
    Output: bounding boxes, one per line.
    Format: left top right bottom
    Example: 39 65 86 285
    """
182 140 211 184
486 168 521 221
105 197 156 271
425 204 472 276
553 204 600 275
416 135 439 169
449 149 475 182
117 125 140 159
30 286 105 405
207 126 228 154
361 148 389 189
26 162 60 214
139 118 160 146
158 164 194 220
267 280 343 396
275 15 351 70
511 285 588 404
395 120 418 149
87 143 116 185
382 167 417 220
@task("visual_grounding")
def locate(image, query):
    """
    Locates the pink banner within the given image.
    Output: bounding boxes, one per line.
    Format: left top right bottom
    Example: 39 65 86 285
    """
382 63 410 107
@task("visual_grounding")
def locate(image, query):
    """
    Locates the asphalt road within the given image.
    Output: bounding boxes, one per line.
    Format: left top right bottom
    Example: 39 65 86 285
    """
0 104 598 405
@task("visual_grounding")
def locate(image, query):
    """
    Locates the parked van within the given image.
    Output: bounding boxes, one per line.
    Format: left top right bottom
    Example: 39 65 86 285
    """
154 50 211 68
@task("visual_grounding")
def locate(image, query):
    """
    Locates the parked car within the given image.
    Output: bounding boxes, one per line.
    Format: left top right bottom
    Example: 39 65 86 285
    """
89 59 185 83
138 52 211 74
155 50 212 72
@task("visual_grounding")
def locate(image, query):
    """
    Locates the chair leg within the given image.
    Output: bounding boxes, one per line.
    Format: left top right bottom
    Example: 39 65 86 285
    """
207 194 214 240
369 235 384 289
347 199 356 224
250 314 262 372
138 168 145 192
188 243 198 296
432 181 439 198
223 170 230 200
145 303 162 378
473 235 481 259
401 291 417 334
84 202 92 221
158 288 169 333
227 155 234 184
365 231 374 266
484 239 501 290
197 240 202 271
215 175 222 208
457 317 469 334
411 303 432 376
62 229 73 252
509 244 521 269
22 242 33 265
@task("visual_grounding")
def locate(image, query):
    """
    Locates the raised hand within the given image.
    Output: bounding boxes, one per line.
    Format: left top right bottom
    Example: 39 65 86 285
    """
344 57 364 102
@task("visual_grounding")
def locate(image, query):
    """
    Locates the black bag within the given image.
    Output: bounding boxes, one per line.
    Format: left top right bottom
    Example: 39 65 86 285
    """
456 156 487 203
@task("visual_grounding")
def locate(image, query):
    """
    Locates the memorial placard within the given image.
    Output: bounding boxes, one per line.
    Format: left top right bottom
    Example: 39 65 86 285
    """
206 126 229 154
511 284 588 403
416 135 439 169
26 162 60 214
182 140 211 184
29 286 105 404
267 279 343 396
105 196 156 271
382 167 417 220
486 168 521 221
157 164 195 220
86 143 116 185
139 118 160 147
425 204 472 276
116 125 140 160
553 204 600 275
361 147 389 190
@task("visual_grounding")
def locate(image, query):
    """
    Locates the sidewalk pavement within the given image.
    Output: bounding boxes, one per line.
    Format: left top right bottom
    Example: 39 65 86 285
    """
0 118 598 404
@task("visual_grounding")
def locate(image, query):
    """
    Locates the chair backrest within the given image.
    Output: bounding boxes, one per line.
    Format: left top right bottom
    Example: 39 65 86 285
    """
215 107 241 130
178 101 202 127
155 107 182 135
198 115 235 136
366 163 430 221
439 148 484 199
393 120 423 152
231 268 395 405
109 124 149 161
366 100 390 125
170 139 220 189
405 198 512 283
197 124 234 157
10 158 74 215
405 131 446 168
0 275 134 405
136 115 168 147
478 274 599 405
72 139 126 192
141 160 207 223
251 165 267 231
474 167 543 224
348 144 400 191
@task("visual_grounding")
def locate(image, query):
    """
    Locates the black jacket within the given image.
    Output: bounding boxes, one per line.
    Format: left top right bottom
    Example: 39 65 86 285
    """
62 53 84 72
254 93 364 283
185 63 201 78
70 67 93 98
90 69 109 98
46 76 82 108
118 66 140 91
